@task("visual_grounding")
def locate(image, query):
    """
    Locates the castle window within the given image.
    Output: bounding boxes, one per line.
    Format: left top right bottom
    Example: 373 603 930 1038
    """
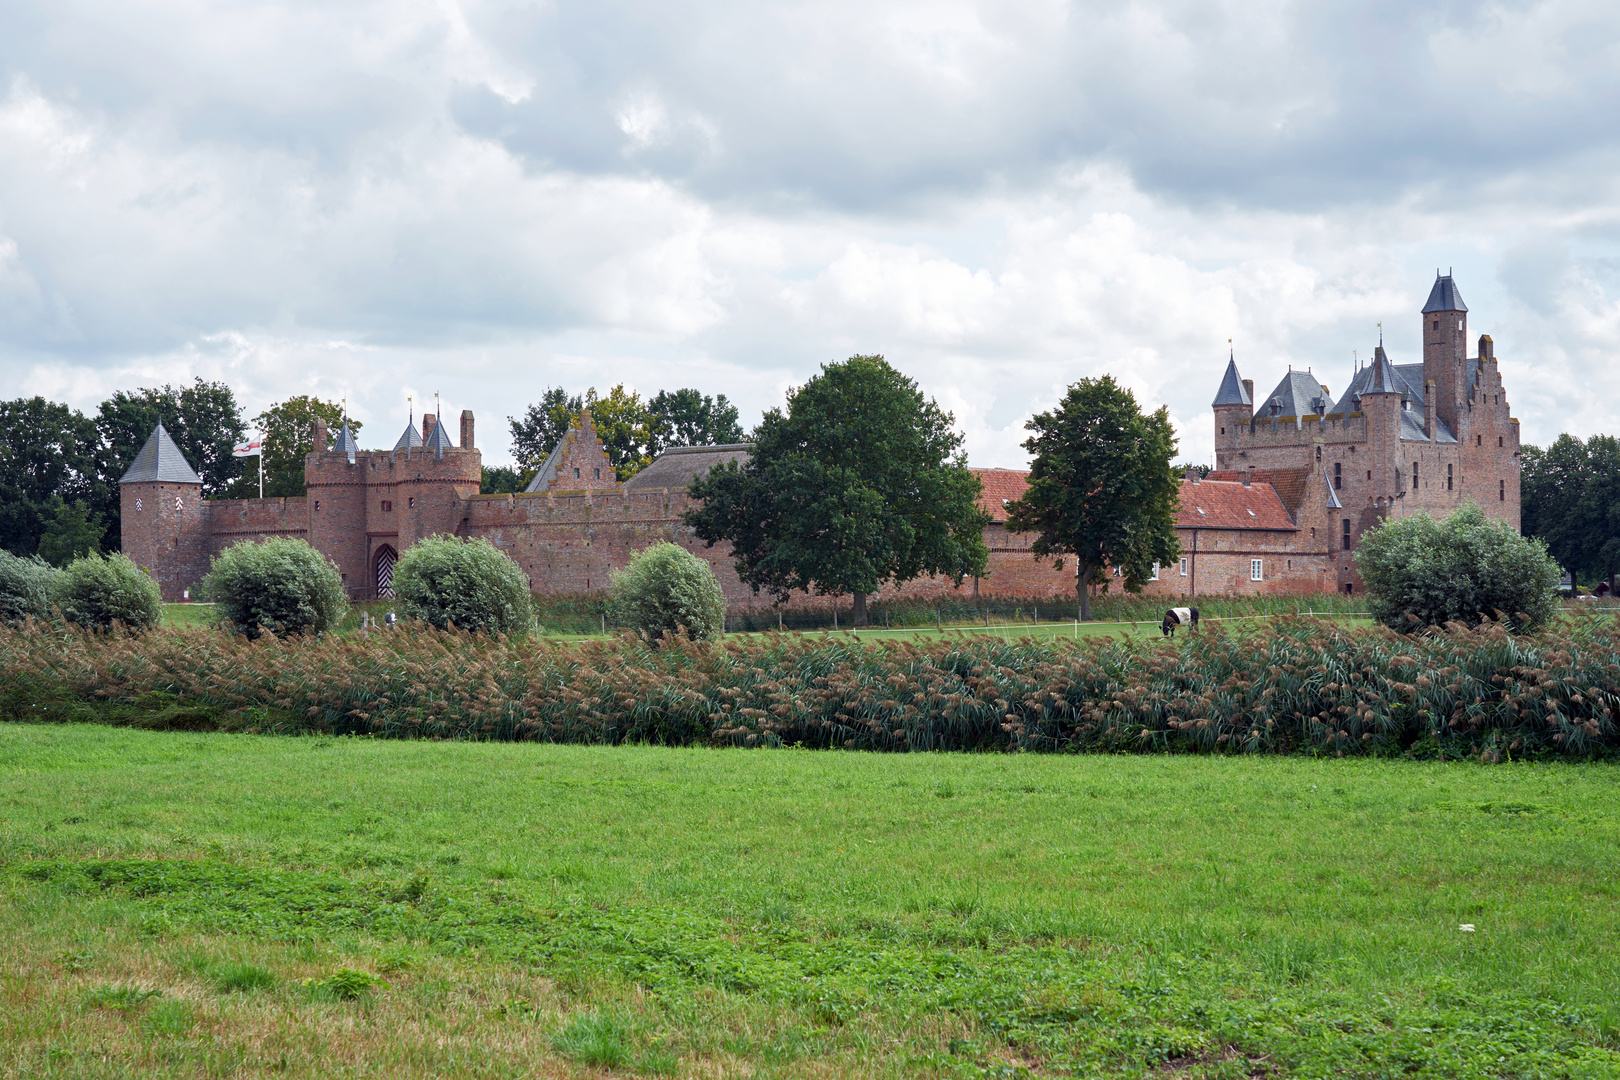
574 467 581 479
381 500 392 512
1250 559 1263 582
1500 479 1505 501
1179 557 1188 577
1343 519 1351 550
1344 582 1354 595
1412 461 1419 489
1447 464 1453 491
1334 462 1341 490
1477 435 1482 446
1366 470 1371 480
1149 562 1160 582
1498 436 1503 447
1220 427 1225 435
1433 320 1439 331
594 468 600 479
1315 445 1322 461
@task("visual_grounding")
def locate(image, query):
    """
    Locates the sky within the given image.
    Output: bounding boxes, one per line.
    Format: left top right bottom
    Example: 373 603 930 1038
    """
2 0 1618 469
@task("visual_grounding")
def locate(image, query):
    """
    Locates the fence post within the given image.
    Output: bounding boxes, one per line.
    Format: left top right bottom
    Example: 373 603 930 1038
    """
936 609 941 631
601 614 606 636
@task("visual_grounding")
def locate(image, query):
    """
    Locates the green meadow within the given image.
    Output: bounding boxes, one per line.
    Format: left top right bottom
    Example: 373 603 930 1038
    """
3 725 1617 1078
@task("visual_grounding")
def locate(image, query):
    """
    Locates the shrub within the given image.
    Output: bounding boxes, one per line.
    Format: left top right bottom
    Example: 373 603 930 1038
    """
609 541 725 643
1356 502 1561 632
0 550 58 624
201 538 347 638
393 535 531 635
52 552 162 631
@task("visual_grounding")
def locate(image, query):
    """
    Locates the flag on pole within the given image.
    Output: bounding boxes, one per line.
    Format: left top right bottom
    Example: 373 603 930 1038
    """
232 436 264 458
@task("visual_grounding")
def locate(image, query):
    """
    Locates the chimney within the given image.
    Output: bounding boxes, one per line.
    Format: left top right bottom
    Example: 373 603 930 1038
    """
460 410 475 450
423 413 437 442
1425 380 1437 439
1478 334 1494 360
1243 468 1252 487
1242 379 1254 403
1185 466 1201 485
313 418 328 454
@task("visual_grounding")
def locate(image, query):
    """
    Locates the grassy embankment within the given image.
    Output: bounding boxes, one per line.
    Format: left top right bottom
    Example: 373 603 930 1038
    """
3 725 1618 1078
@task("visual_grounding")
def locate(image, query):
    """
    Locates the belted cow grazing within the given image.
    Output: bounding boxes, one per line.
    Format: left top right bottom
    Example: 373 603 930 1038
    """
1161 607 1199 637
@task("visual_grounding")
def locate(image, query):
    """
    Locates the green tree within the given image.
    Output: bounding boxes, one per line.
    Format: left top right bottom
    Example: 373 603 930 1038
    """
224 396 359 499
95 379 246 499
509 388 583 471
649 389 745 453
1004 376 1181 621
686 355 988 626
200 537 347 638
36 499 106 568
1355 502 1561 632
0 397 102 557
480 465 530 494
609 542 727 643
585 385 657 480
393 536 532 635
1522 435 1620 588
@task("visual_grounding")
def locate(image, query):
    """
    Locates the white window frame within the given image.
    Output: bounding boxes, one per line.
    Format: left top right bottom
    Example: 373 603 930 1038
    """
1250 558 1263 582
1149 562 1160 582
1179 557 1189 577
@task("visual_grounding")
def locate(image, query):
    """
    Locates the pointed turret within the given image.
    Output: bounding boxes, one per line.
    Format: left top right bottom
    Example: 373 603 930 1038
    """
393 421 423 453
424 410 456 459
119 419 204 485
1422 270 1469 441
1212 357 1251 407
1421 273 1467 314
332 419 357 464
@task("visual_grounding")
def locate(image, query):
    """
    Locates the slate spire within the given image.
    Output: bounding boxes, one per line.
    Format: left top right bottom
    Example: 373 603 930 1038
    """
1422 271 1467 314
119 419 204 485
1212 355 1251 407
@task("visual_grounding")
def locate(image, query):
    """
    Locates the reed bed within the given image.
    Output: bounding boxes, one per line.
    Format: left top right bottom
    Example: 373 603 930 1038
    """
2 616 1617 758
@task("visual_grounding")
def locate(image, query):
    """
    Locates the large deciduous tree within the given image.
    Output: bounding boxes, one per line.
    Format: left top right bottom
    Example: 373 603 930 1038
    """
686 355 988 625
509 388 584 471
225 396 358 499
649 389 744 453
1522 434 1620 589
0 397 102 557
96 379 246 499
1004 376 1180 621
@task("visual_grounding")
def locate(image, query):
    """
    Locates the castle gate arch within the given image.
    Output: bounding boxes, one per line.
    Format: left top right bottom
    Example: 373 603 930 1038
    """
374 545 397 599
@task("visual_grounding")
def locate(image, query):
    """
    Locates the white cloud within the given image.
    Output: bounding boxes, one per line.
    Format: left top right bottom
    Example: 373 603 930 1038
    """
0 0 1617 473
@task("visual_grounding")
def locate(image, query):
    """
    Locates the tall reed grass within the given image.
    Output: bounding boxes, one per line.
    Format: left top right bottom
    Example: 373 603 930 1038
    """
2 614 1615 758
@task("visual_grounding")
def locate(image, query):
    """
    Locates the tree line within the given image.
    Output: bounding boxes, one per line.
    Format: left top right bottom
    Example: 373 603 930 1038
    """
1522 434 1620 590
0 383 744 562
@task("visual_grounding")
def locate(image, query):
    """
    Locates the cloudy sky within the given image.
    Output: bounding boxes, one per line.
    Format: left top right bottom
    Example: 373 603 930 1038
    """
2 0 1618 468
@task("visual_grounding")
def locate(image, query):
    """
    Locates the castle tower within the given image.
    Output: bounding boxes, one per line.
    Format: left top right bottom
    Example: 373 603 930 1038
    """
1211 355 1252 468
1422 272 1468 440
118 420 210 600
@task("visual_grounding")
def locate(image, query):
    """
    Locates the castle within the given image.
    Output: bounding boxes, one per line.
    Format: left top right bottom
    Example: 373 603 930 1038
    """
120 273 1519 606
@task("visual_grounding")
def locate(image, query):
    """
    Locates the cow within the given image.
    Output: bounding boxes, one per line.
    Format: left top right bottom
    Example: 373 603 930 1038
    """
1161 607 1199 637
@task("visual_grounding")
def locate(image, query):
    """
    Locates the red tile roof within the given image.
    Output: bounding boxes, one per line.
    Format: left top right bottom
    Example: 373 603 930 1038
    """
972 468 1031 522
974 467 1297 532
1178 477 1297 530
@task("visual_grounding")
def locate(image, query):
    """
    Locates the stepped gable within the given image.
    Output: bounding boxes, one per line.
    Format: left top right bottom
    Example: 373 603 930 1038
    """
119 420 203 485
1187 473 1299 530
624 443 753 492
523 409 617 493
1422 273 1467 313
1211 357 1251 406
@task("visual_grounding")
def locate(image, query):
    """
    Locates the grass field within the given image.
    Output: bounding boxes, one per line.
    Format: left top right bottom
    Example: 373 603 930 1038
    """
3 726 1618 1078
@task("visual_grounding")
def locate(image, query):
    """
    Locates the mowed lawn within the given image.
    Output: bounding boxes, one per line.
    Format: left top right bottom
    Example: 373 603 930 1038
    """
2 726 1617 1078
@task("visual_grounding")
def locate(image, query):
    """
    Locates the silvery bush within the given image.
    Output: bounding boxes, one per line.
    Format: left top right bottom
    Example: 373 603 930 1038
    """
52 552 162 631
202 537 348 638
393 535 532 635
610 541 726 643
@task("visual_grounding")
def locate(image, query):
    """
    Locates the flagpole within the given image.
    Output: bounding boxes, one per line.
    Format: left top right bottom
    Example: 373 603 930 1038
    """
258 430 264 499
